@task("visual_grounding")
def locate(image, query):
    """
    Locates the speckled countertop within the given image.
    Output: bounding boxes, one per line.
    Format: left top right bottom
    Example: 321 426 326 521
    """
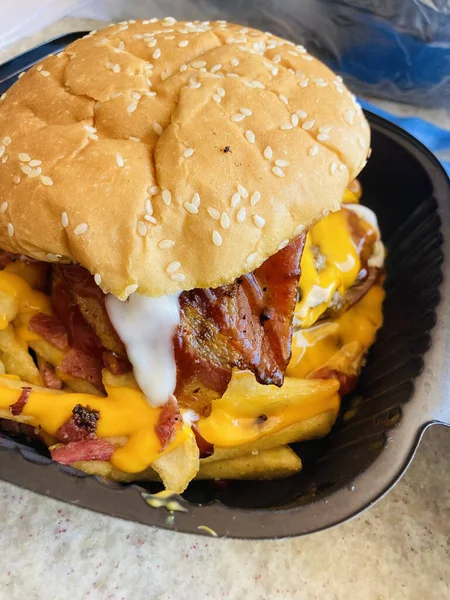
0 18 450 600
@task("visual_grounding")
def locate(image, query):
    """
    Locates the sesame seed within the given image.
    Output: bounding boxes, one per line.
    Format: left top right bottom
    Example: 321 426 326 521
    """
330 162 338 175
18 153 31 162
183 148 194 158
273 54 281 63
159 239 175 249
0 94 6 101
275 159 289 167
358 138 366 149
300 54 314 61
29 167 42 178
216 88 226 99
129 136 140 142
299 79 309 88
213 94 221 103
278 239 289 250
210 63 222 73
112 64 121 73
40 175 53 186
144 215 157 224
171 273 185 283
125 284 138 296
220 213 230 229
153 122 163 136
279 94 288 105
189 78 201 89
230 58 239 67
240 107 252 116
166 261 181 274
18 72 25 79
7 223 14 237
21 165 32 176
74 223 88 235
309 144 319 156
184 202 199 215
236 207 247 223
37 65 43 72
263 146 273 160
252 80 265 89
61 211 69 227
137 221 147 236
319 125 332 134
93 273 102 286
317 133 329 142
339 164 347 172
0 202 7 214
207 207 220 220
178 40 189 47
296 110 307 119
192 60 207 69
247 251 258 266
280 122 293 131
212 231 223 247
13 176 20 184
2 137 11 146
0 146 5 159
191 193 200 208
245 130 256 144
161 69 172 81
293 224 304 236
84 125 97 133
237 185 248 198
302 120 315 130
272 166 285 177
127 101 138 113
162 190 172 206
180 64 187 72
231 114 245 123
253 214 265 228
116 153 124 167
230 192 241 208
145 198 153 215
148 185 160 195
271 67 279 76
250 191 261 206
153 48 161 59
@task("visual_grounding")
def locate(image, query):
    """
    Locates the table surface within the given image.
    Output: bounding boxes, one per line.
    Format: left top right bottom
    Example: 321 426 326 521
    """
1 17 450 600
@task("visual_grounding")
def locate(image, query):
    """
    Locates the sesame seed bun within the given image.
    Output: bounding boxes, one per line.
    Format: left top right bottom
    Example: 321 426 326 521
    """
0 18 370 299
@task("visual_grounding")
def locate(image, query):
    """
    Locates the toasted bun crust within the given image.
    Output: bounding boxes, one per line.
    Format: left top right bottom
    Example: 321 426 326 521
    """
0 19 370 298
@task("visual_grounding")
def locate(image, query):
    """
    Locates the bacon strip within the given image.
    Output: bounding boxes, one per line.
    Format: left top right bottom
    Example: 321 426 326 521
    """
39 360 63 390
154 396 182 451
60 348 104 392
174 236 305 409
9 387 31 416
29 313 69 350
51 439 115 465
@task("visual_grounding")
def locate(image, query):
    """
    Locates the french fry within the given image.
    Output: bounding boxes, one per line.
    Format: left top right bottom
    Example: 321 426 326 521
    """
197 446 301 480
0 290 19 328
0 325 41 385
152 434 200 493
201 411 337 463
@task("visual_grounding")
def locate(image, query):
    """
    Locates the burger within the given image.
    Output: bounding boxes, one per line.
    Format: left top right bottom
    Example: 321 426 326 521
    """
0 19 384 492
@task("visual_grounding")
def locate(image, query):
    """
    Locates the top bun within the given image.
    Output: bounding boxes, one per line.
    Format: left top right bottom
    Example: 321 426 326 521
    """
0 18 370 299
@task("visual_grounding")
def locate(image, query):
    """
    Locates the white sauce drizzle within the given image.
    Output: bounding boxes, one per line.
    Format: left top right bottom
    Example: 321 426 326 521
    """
105 292 181 408
297 284 335 318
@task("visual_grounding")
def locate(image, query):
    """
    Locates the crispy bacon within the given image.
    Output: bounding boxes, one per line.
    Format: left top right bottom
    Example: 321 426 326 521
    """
56 404 99 443
39 360 63 389
312 367 357 397
51 439 115 465
174 236 305 408
60 348 104 392
29 313 69 350
154 395 182 451
9 387 31 416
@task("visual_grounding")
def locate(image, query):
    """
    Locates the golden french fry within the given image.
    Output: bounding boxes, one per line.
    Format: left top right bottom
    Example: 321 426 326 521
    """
68 459 157 483
197 446 301 480
197 371 340 449
0 325 41 385
152 434 200 493
309 341 363 378
29 339 65 367
202 410 337 463
102 369 139 389
0 290 19 329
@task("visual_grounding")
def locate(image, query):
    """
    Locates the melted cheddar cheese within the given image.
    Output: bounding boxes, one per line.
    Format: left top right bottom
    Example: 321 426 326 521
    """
0 376 191 473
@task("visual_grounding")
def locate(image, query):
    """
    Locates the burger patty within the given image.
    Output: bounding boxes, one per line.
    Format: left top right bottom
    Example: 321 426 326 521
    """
55 236 305 410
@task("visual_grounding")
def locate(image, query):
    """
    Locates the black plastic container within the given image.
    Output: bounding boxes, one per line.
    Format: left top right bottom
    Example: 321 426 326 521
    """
0 34 449 539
